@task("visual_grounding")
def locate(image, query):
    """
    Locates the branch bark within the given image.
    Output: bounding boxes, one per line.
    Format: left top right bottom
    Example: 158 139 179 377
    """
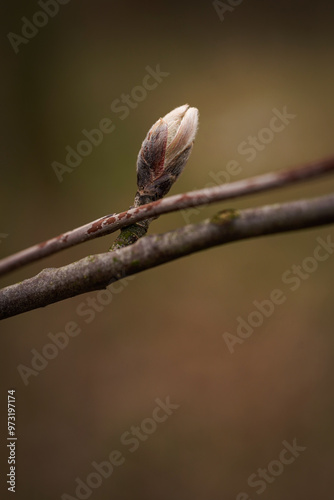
1 193 334 320
0 156 333 277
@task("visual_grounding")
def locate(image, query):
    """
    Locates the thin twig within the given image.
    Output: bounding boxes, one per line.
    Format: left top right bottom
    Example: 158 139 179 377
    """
1 193 334 320
0 156 333 277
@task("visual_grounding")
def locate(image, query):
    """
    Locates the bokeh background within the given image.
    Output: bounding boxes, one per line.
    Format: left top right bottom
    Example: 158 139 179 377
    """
1 1 334 499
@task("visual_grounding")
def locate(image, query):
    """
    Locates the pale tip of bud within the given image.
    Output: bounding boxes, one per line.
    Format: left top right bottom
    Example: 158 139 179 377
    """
164 105 199 163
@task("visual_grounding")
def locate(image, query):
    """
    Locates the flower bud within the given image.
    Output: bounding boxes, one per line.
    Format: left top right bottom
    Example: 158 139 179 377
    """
135 104 199 206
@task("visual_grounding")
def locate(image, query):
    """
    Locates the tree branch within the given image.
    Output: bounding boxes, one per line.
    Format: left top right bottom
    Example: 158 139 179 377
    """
1 193 334 320
0 156 333 277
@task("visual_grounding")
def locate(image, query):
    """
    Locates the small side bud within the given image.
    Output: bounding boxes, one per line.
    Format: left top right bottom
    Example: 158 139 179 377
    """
136 104 199 206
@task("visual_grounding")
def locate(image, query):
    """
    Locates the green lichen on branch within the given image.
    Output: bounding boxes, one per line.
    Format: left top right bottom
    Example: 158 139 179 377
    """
109 221 150 251
210 208 239 225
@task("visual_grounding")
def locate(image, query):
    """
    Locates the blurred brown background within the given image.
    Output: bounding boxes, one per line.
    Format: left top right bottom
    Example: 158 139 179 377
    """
1 1 334 499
